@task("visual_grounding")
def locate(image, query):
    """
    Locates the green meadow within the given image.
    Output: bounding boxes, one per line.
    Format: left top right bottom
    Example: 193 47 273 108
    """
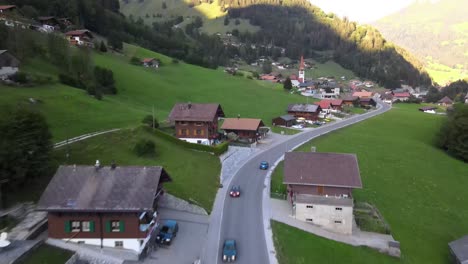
271 104 468 263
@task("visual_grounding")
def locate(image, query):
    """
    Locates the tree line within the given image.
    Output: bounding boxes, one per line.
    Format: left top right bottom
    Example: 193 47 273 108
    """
425 80 468 103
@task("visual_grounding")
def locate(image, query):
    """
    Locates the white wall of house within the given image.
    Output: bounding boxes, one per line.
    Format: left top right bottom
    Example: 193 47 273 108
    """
66 238 144 253
181 137 211 145
295 202 353 234
0 66 18 79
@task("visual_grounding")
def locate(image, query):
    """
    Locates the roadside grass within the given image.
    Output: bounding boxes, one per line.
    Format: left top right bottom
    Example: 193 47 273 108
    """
18 244 73 264
270 104 468 263
272 221 399 264
52 127 220 212
270 126 302 135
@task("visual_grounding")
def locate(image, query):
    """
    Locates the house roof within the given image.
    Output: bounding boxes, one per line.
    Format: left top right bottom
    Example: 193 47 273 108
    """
141 58 157 63
341 95 359 101
393 92 411 97
0 5 16 11
65 29 93 38
438 96 453 104
37 165 172 212
314 100 331 109
329 99 343 106
352 91 373 98
299 81 316 87
381 93 394 100
419 106 437 111
449 235 468 263
260 74 277 80
221 118 265 131
284 152 362 188
360 97 375 102
275 115 296 122
169 103 224 122
287 104 320 113
290 74 298 80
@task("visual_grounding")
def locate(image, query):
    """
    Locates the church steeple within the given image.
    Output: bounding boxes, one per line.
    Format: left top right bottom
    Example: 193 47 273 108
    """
298 56 305 83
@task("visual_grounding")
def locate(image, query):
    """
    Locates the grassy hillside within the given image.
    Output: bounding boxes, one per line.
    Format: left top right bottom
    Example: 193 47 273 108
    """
0 44 306 142
374 0 468 84
119 0 260 34
271 104 468 263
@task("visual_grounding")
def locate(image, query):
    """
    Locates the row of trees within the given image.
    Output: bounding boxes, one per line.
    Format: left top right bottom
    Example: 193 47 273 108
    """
425 80 468 103
436 104 468 162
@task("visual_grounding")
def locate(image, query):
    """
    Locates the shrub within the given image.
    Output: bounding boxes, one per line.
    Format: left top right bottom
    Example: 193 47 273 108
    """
142 115 159 128
11 72 28 84
134 139 156 157
130 56 141 65
100 41 108 52
172 58 179 64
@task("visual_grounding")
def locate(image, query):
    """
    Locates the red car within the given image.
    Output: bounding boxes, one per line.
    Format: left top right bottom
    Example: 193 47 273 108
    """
229 185 241 197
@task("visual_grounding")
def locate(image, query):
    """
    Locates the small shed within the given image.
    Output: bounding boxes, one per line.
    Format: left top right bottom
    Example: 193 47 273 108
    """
449 235 468 264
272 115 295 127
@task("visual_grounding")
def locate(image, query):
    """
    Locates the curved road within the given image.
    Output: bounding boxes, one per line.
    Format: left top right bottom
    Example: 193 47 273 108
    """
202 100 391 264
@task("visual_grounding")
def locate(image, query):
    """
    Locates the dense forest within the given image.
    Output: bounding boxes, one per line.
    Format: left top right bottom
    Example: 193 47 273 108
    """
5 0 432 87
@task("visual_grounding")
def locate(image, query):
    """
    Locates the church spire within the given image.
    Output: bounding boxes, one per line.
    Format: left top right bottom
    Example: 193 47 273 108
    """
298 56 305 83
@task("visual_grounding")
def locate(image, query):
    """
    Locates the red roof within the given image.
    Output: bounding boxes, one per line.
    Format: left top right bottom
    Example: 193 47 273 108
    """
393 92 411 97
352 91 373 98
141 58 155 63
0 5 16 11
65 29 92 37
290 74 298 80
314 100 331 109
260 75 277 80
299 56 305 70
329 99 343 106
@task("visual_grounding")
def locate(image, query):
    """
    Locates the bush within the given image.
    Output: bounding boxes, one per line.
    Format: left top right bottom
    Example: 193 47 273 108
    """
142 115 159 128
130 56 141 65
11 72 29 84
172 58 179 64
100 41 108 52
134 139 156 157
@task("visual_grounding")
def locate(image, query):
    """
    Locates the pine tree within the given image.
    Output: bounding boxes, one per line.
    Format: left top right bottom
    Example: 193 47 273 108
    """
283 77 292 90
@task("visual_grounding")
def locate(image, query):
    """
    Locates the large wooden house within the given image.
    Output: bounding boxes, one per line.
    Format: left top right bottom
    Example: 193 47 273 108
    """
287 104 321 121
284 152 362 234
37 164 172 254
221 118 265 143
169 103 225 145
65 29 94 47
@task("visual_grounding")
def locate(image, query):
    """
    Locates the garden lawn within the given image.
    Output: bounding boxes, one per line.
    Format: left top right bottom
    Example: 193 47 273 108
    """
271 104 468 263
272 221 399 264
53 127 220 212
0 45 305 142
18 244 73 264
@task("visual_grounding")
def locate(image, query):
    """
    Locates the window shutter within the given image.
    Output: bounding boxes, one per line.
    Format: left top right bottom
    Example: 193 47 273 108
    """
64 221 71 233
105 221 111 232
119 220 125 232
90 221 95 232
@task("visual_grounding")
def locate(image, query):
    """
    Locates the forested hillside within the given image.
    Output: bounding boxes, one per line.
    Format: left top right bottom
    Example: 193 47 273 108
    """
374 0 468 85
6 0 431 87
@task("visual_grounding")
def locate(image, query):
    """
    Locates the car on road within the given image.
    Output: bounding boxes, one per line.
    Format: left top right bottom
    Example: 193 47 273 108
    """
229 185 241 197
156 220 179 245
259 161 269 170
222 239 237 262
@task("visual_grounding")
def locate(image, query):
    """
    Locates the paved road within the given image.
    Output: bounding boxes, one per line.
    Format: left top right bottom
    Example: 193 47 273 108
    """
201 99 391 264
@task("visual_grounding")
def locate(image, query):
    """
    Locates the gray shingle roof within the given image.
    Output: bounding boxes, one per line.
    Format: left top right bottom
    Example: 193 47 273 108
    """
169 103 224 122
287 104 320 113
449 235 468 264
284 152 362 188
37 165 171 212
279 115 296 121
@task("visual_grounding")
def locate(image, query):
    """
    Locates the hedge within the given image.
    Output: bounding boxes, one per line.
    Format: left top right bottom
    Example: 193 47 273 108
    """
152 128 229 156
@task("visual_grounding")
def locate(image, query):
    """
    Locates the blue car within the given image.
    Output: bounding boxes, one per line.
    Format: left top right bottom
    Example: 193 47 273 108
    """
259 161 269 170
222 239 237 262
156 220 179 245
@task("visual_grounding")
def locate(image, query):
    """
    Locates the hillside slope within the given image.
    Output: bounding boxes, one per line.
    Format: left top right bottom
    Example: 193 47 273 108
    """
374 0 468 84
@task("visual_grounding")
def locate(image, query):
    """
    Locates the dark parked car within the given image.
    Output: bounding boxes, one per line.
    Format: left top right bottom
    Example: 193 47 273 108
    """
156 220 179 245
222 239 237 262
259 161 269 170
229 185 241 197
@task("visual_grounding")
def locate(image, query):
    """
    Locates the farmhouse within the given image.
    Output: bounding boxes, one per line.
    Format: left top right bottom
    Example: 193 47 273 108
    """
37 164 172 254
221 118 265 143
328 99 343 111
419 106 437 113
141 58 159 68
0 5 16 17
284 152 362 235
287 104 322 121
448 235 468 264
0 50 20 80
438 96 453 107
65 29 94 47
352 91 373 98
392 92 411 102
341 95 359 106
169 102 225 145
381 93 394 104
314 100 332 115
359 97 376 107
272 115 296 127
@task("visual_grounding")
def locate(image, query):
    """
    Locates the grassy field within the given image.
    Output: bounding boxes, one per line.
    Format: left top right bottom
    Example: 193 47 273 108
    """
19 244 73 264
53 127 220 211
271 104 468 263
0 45 306 142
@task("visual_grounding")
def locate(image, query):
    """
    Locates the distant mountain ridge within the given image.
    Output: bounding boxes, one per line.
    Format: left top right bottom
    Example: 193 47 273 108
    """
373 0 468 84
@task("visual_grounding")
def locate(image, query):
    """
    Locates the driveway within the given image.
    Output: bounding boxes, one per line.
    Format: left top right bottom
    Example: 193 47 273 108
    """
141 209 209 264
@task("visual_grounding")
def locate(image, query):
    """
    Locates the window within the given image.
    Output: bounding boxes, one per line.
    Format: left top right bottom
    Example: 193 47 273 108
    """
196 129 202 135
305 218 313 222
306 205 313 209
179 121 188 126
71 221 80 232
115 241 123 248
181 129 187 136
82 221 90 232
334 220 342 224
335 207 342 211
111 221 120 232
197 140 202 144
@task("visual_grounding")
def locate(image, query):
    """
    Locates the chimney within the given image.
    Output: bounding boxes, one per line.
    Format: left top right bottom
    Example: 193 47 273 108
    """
311 146 316 152
111 160 116 170
95 160 101 171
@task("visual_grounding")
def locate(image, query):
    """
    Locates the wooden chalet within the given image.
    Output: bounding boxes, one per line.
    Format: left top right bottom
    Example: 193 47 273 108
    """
37 164 172 254
141 58 159 68
359 97 376 107
221 118 265 142
272 115 295 127
287 104 321 121
65 29 94 47
169 103 225 145
438 96 453 107
341 95 359 106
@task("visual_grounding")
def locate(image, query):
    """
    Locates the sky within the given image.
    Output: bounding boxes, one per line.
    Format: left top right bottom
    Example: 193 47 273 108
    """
309 0 440 23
